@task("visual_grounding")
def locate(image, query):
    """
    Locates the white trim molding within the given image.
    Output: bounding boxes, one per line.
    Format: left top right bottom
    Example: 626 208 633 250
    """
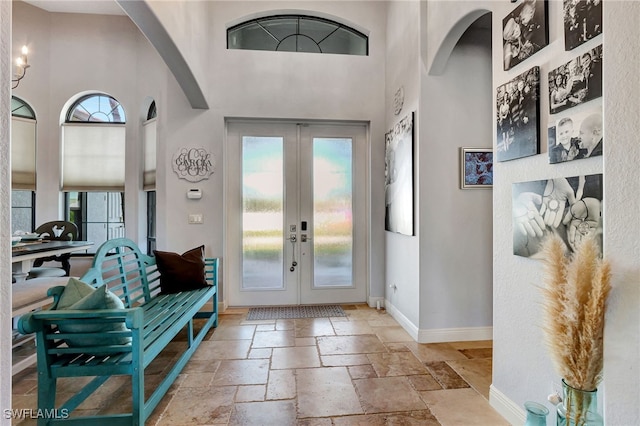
384 300 419 341
385 299 493 343
489 384 525 425
417 326 493 343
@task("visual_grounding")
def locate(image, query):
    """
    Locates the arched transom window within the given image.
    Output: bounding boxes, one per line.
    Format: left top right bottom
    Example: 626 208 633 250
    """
11 96 36 119
66 94 126 123
228 15 368 56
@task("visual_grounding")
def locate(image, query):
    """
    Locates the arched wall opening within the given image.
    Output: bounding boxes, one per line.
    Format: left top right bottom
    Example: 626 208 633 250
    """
428 9 492 76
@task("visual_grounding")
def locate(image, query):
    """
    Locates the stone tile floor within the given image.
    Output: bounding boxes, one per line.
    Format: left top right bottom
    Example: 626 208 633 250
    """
11 304 509 425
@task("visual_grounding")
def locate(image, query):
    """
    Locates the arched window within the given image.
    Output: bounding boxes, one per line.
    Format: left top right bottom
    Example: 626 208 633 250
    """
143 100 157 190
143 101 157 253
147 100 157 121
11 96 36 119
66 94 125 123
62 93 126 250
61 93 126 191
228 15 368 56
11 96 36 233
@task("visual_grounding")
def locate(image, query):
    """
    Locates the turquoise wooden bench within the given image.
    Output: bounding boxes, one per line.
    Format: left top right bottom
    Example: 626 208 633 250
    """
18 238 218 426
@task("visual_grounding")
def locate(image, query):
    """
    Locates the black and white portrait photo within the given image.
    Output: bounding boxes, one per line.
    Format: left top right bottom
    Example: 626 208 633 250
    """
512 173 603 258
385 113 414 236
502 0 548 71
549 106 603 164
548 45 603 115
496 66 540 162
564 0 602 51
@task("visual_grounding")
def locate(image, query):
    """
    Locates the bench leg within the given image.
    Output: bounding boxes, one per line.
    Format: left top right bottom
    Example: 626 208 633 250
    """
132 365 145 425
37 373 56 426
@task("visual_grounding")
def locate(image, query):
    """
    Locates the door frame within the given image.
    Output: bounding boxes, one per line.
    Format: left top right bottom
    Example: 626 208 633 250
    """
223 118 371 308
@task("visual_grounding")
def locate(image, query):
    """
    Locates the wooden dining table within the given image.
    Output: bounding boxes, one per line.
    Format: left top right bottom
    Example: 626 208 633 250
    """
11 240 94 281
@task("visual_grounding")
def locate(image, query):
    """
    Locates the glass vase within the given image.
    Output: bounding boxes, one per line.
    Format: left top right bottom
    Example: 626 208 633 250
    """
556 379 603 426
524 401 549 426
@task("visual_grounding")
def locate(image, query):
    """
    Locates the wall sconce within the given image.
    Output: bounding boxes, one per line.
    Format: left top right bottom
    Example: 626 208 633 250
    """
12 46 30 89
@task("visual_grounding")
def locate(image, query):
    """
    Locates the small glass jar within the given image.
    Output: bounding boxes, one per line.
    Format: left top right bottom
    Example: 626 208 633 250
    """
524 401 549 426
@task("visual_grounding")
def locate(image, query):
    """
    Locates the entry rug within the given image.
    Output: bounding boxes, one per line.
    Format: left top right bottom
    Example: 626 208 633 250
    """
246 305 346 320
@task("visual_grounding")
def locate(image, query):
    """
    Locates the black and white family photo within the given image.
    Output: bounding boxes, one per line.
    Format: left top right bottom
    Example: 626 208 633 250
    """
512 173 602 258
385 113 414 236
564 0 602 51
549 107 603 164
496 66 540 162
502 0 548 70
548 44 603 115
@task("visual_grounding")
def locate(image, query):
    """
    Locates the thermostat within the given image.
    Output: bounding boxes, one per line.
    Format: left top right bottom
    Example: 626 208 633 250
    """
187 188 202 199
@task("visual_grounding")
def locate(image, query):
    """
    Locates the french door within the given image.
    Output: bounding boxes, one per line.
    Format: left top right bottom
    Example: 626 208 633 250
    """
226 121 368 306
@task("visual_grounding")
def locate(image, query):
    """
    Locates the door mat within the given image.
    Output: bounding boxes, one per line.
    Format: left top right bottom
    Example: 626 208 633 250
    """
246 305 346 320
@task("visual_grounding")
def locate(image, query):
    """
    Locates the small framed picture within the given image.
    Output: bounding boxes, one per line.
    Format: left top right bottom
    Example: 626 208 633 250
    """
460 148 493 189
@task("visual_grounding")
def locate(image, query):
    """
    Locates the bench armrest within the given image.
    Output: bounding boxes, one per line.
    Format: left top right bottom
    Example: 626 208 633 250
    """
18 306 144 334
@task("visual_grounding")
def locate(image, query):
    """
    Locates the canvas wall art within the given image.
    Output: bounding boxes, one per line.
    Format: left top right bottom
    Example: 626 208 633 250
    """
548 44 603 115
496 66 540 162
564 0 602 51
549 105 602 164
460 148 493 189
512 173 603 258
502 0 548 70
385 112 414 236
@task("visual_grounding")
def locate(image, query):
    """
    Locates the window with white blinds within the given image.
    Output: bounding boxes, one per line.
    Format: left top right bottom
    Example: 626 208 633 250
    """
143 118 157 191
11 117 36 190
61 123 126 191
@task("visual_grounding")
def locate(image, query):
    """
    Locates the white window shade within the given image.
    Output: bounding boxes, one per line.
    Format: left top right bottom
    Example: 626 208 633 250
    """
62 123 126 191
143 118 157 191
11 117 36 190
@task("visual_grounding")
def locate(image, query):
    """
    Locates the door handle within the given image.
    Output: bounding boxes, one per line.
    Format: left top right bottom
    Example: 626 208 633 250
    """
288 234 297 271
301 234 312 242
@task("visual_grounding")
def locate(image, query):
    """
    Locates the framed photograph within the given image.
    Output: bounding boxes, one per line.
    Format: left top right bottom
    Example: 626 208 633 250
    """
502 0 548 70
385 112 414 236
548 44 603 115
460 148 493 189
549 105 602 164
564 0 602 51
496 66 540 162
512 173 602 258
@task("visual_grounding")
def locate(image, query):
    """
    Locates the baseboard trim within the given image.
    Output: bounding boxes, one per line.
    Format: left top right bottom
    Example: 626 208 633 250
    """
417 326 493 343
384 300 493 343
384 301 419 340
489 384 525 425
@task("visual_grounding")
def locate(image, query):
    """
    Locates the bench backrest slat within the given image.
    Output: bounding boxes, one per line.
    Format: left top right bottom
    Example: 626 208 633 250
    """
80 238 156 309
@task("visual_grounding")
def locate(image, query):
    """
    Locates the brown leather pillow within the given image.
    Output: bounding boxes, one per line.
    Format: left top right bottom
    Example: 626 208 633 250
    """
153 246 208 294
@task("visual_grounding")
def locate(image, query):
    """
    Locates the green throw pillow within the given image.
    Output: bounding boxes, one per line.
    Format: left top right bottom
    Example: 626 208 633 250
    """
56 277 95 310
57 283 131 350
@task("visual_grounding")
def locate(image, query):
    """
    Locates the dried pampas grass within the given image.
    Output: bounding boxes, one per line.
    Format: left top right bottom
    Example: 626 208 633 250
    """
541 234 611 392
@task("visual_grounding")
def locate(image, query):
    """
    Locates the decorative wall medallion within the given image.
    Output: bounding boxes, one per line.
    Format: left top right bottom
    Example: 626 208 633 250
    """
172 147 214 182
394 86 404 115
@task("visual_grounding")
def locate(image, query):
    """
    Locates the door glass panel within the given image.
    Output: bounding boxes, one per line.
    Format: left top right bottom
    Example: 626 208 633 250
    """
242 137 284 289
313 138 353 287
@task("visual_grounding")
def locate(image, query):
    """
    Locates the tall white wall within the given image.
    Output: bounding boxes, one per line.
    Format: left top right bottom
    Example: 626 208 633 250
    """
384 0 493 343
384 0 421 335
420 24 493 340
159 1 388 303
1 1 13 420
600 4 640 424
